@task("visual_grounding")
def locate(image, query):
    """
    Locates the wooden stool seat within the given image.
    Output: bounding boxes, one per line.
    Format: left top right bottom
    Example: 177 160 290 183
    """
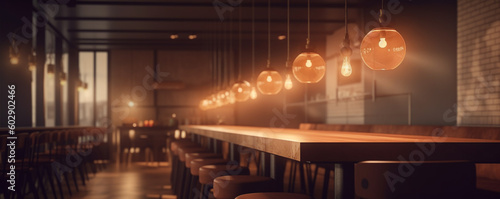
355 161 476 199
185 153 222 168
190 158 228 175
171 140 198 155
199 164 250 185
178 147 207 162
213 175 279 199
236 192 311 199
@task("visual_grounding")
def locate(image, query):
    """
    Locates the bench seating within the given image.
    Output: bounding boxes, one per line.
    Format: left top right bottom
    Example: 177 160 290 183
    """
299 123 500 194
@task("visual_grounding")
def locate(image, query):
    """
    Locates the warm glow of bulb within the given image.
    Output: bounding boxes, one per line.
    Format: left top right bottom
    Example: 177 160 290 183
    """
250 87 257 99
256 69 283 95
378 37 387 48
305 59 312 67
231 80 252 102
284 74 293 90
217 90 228 106
341 57 352 77
266 75 272 82
47 64 55 76
128 101 134 107
292 52 326 83
361 27 406 70
227 90 236 104
29 63 36 71
10 56 19 65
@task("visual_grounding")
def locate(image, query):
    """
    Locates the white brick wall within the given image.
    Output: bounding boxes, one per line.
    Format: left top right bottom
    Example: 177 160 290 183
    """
457 0 500 126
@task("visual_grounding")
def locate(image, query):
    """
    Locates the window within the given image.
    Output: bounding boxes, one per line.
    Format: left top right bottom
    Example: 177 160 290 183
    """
79 51 108 126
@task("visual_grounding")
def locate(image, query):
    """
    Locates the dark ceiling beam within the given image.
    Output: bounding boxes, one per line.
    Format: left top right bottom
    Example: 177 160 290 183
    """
68 29 331 35
72 1 362 8
55 17 349 24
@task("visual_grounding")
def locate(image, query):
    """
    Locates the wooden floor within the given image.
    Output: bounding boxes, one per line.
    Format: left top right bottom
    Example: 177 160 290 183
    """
69 162 175 199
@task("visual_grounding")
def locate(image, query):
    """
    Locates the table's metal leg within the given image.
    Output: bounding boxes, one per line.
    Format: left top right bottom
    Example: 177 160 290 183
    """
334 163 355 199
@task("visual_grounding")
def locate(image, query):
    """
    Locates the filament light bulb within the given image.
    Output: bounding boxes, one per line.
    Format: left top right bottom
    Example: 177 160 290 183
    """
284 74 293 90
238 87 243 93
128 101 135 107
378 37 387 48
305 59 312 67
266 75 272 82
250 87 257 99
341 57 352 77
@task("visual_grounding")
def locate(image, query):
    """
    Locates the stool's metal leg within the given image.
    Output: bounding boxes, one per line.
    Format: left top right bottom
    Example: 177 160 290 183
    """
334 163 354 199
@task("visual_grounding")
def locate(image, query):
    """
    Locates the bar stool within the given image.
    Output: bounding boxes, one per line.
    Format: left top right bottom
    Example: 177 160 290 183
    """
199 164 250 199
170 140 199 193
355 161 476 199
181 153 223 199
236 192 311 199
176 146 208 197
185 158 228 199
213 175 279 199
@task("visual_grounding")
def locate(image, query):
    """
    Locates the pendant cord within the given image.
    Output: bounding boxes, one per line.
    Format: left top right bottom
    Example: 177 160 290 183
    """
344 0 349 42
286 0 290 64
252 0 255 79
306 0 310 47
345 0 348 36
379 0 384 24
267 0 271 68
238 5 242 79
229 11 235 81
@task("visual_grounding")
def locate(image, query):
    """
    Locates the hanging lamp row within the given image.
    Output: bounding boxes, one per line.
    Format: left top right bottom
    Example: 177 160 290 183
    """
200 0 406 110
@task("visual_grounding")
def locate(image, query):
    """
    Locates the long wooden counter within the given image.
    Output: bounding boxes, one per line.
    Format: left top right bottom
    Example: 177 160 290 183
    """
181 125 500 199
180 125 500 163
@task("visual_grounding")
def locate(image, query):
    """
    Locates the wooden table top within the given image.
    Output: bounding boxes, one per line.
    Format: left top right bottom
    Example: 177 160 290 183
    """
180 125 500 163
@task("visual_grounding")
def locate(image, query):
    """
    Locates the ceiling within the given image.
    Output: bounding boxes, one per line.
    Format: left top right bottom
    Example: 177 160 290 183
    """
52 0 366 50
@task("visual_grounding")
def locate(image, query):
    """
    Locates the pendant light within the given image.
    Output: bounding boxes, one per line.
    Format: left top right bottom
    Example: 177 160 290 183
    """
225 13 236 105
231 7 251 102
47 45 55 76
28 51 36 71
292 0 326 83
9 45 19 65
340 0 352 77
360 0 406 70
284 0 293 90
250 0 258 99
257 0 283 95
60 72 67 86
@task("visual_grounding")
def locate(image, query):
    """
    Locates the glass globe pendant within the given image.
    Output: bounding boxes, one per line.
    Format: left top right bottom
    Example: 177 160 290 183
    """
292 0 326 83
292 50 326 83
225 88 236 104
217 90 228 106
360 27 406 70
257 68 283 95
231 80 251 102
256 0 283 95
